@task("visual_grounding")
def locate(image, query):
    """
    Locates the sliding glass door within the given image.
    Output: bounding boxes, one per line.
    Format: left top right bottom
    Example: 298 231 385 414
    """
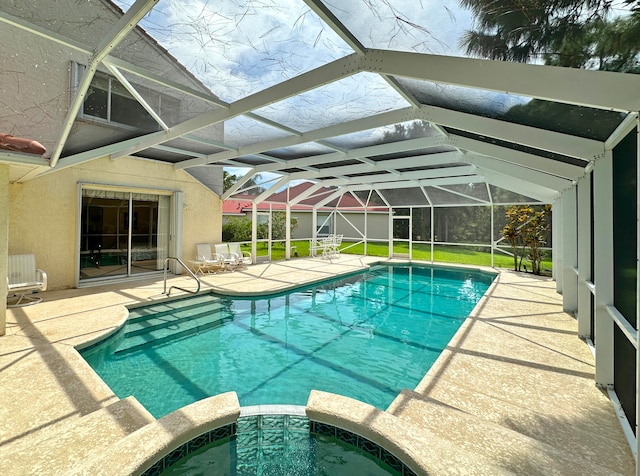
79 188 171 282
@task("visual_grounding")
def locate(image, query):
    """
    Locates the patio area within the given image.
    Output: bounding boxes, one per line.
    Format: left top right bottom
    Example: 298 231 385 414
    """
0 256 634 475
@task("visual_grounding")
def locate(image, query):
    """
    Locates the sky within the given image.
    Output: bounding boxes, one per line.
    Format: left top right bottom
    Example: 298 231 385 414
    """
113 0 475 102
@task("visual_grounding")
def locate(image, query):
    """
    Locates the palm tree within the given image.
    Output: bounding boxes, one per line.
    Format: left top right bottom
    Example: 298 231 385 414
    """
458 0 640 71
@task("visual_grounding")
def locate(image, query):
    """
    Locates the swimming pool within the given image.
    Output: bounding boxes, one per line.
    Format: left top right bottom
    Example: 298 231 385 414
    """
81 263 495 418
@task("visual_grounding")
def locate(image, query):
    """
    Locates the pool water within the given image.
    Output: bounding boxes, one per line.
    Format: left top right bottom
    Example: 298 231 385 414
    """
82 264 495 418
157 414 405 476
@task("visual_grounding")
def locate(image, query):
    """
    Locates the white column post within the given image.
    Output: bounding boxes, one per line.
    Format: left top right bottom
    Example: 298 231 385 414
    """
561 185 578 313
388 208 393 258
430 206 435 263
577 174 593 339
490 204 495 268
251 203 257 263
553 197 563 292
364 207 368 256
285 204 291 260
594 150 615 387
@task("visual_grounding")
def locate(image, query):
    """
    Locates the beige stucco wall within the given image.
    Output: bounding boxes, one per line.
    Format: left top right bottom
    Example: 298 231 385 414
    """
8 156 221 290
0 165 8 335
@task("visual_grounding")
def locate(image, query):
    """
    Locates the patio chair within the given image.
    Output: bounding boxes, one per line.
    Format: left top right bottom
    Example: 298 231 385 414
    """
227 242 251 266
321 234 342 259
310 238 325 257
214 243 240 269
7 254 47 307
191 243 225 274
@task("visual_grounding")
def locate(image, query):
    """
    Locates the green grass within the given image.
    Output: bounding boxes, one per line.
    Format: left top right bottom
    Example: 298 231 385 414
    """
239 240 552 272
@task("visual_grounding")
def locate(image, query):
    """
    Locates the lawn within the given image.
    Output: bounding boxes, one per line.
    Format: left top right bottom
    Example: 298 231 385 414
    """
243 240 552 273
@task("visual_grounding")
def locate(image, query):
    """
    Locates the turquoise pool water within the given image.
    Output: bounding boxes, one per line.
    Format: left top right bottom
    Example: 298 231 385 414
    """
155 414 406 476
82 264 495 418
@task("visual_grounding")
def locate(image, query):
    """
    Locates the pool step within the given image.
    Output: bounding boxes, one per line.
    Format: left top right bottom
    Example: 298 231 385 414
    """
403 376 633 474
125 299 229 337
388 389 627 475
116 307 233 355
127 294 223 324
2 397 154 475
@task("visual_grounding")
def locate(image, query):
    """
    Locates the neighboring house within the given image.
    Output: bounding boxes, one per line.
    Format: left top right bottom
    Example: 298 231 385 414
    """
223 182 390 241
1 0 224 290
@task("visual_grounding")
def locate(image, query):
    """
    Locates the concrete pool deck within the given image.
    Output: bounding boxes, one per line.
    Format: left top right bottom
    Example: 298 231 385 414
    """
0 256 635 475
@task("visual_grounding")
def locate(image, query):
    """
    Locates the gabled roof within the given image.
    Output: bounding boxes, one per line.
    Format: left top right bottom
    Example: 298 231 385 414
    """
223 182 389 214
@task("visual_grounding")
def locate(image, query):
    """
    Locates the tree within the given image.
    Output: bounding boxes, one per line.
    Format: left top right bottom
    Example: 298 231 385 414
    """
501 222 520 271
223 170 237 192
223 170 266 194
459 0 640 72
520 205 552 275
222 216 252 242
223 212 298 245
257 211 298 244
500 205 551 274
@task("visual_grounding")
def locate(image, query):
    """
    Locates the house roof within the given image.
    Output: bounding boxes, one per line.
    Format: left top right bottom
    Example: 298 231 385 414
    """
223 182 388 214
0 134 46 156
1 1 637 206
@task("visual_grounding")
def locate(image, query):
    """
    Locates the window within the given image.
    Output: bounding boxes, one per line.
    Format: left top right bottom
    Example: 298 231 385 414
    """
74 64 180 130
316 213 333 236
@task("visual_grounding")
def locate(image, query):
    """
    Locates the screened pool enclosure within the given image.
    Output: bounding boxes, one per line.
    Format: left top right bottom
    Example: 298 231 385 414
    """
1 0 640 471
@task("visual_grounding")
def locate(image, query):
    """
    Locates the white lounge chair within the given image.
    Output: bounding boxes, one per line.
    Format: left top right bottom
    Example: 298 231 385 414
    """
214 243 240 269
7 254 47 307
191 243 224 274
227 243 251 265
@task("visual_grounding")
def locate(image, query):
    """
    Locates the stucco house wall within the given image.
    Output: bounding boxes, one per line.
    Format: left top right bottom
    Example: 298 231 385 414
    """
335 212 389 241
8 156 221 291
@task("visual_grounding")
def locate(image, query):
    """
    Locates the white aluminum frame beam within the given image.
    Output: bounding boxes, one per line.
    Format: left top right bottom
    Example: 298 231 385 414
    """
285 151 463 181
246 136 448 176
418 105 604 161
178 107 421 169
304 166 478 189
105 63 169 131
478 169 560 202
303 0 365 54
364 49 640 112
465 153 573 192
49 0 159 167
450 135 585 180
